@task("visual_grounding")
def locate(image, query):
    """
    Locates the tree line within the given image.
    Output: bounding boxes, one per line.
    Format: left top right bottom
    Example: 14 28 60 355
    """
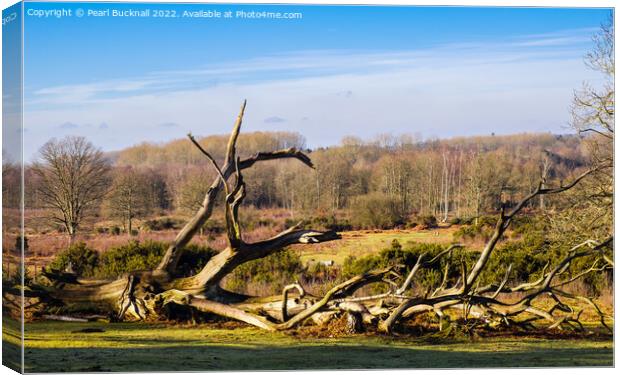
2 129 592 239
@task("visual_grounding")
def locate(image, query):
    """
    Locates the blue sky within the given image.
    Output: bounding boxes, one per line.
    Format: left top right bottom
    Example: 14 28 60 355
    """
21 1 612 160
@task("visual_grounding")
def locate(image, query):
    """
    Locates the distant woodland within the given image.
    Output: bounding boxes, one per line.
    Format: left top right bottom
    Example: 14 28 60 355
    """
2 130 594 236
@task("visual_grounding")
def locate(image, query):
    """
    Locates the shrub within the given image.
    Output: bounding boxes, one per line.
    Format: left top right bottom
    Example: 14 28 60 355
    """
225 250 304 293
310 215 352 231
343 241 446 278
480 238 549 285
350 193 406 229
477 224 609 295
284 215 352 232
408 215 438 229
2 263 33 289
175 244 218 277
306 262 340 283
48 240 217 279
452 216 498 242
509 216 539 237
96 240 215 278
96 240 165 277
448 217 464 225
141 217 184 231
48 242 99 277
343 241 455 293
417 215 438 229
452 225 481 241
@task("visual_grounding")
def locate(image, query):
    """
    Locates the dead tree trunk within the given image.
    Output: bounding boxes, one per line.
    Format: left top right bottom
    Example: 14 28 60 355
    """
8 101 613 336
22 101 340 323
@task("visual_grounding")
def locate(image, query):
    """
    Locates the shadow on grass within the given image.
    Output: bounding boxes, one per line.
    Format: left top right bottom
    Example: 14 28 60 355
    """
2 339 22 373
24 343 613 372
2 316 22 372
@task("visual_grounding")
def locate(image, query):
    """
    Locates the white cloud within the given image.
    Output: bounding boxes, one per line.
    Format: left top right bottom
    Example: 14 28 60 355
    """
22 28 604 161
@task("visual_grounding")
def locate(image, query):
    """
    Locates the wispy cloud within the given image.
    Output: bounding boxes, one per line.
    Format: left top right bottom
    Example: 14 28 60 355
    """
22 28 602 161
27 28 593 108
515 36 590 47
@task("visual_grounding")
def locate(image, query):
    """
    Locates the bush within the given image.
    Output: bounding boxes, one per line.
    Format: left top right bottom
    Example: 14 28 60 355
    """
350 193 406 229
3 263 31 286
284 215 352 232
342 241 464 293
225 250 304 293
96 240 215 278
452 216 498 242
343 240 446 277
476 223 610 295
96 240 166 278
480 238 549 285
448 217 463 225
49 240 216 279
48 242 99 277
310 215 352 231
452 225 481 241
509 216 538 237
417 215 438 229
176 244 218 277
141 217 184 231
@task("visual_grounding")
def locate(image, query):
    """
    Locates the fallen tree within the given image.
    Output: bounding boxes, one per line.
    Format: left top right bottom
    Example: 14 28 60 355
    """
6 101 613 334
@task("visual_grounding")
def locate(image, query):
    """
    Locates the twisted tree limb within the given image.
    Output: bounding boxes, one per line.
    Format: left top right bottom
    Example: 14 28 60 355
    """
12 100 611 338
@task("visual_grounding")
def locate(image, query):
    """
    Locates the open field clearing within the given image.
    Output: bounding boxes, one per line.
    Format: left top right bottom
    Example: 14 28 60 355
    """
2 318 612 372
296 227 457 265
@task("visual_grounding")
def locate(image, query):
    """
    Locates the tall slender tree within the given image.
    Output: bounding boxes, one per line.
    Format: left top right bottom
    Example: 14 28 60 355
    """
32 136 111 239
107 168 153 234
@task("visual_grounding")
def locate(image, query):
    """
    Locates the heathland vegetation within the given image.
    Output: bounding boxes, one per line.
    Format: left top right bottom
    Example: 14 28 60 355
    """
3 130 611 297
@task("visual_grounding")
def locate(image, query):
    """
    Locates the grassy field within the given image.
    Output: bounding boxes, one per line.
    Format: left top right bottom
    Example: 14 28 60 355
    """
2 317 612 372
296 227 456 265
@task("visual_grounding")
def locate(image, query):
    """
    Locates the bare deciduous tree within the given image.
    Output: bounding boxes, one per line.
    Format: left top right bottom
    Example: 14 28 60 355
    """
32 136 111 239
543 18 614 250
106 168 153 234
572 17 613 163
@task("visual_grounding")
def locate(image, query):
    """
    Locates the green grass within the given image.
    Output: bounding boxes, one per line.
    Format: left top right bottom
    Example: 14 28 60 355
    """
2 317 612 372
2 317 22 372
297 228 456 265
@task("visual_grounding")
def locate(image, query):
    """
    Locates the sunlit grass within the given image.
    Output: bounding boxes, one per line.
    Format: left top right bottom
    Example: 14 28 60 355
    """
3 317 611 372
297 228 456 265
